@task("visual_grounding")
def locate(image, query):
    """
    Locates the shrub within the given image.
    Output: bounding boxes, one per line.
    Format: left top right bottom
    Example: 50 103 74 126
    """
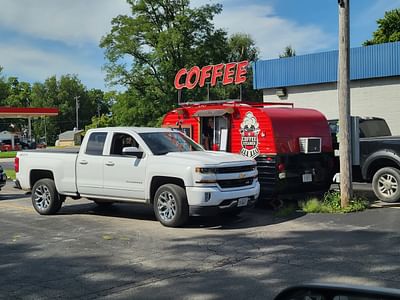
300 191 368 213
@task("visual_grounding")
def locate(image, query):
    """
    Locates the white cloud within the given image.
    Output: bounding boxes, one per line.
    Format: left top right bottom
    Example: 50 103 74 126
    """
0 0 131 45
192 0 335 59
0 42 105 89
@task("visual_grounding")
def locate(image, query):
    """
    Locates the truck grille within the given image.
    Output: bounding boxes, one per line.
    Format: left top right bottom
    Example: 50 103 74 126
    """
217 178 254 188
216 165 256 174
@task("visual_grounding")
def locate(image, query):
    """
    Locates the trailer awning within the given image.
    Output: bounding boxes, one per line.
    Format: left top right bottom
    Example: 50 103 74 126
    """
192 108 234 117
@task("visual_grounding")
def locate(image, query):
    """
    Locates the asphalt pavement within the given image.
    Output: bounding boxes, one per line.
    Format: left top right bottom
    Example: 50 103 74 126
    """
1 182 400 299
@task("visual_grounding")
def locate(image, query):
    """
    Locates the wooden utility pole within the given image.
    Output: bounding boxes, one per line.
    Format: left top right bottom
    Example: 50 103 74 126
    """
338 0 352 206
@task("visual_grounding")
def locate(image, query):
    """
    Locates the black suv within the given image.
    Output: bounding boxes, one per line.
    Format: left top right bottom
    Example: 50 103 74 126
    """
329 117 400 202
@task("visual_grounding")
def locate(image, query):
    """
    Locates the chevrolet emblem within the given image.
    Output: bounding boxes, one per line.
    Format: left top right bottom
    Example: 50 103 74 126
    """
239 173 246 179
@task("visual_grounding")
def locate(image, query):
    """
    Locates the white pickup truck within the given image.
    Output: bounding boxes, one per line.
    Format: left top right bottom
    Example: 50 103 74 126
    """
15 127 259 227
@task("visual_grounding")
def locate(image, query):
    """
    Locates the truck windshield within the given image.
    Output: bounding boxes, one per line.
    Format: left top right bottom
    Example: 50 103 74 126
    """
139 131 204 155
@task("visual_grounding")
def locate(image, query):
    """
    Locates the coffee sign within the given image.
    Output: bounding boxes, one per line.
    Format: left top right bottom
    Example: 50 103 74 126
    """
174 61 249 90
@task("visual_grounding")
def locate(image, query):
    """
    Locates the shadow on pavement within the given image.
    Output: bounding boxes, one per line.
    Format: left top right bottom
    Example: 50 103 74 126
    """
1 225 399 299
0 193 30 201
57 201 305 230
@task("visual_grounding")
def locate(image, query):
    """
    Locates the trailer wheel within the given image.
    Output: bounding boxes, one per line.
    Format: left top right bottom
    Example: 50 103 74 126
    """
153 184 189 227
32 178 62 214
372 167 400 203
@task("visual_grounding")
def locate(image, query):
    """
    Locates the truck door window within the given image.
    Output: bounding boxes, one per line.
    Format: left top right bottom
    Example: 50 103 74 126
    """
85 132 107 155
110 133 138 155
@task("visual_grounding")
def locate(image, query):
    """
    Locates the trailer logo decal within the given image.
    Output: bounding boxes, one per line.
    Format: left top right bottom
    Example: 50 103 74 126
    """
240 112 260 158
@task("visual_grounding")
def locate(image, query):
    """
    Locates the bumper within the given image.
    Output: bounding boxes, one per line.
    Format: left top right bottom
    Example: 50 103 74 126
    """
189 196 257 216
186 181 260 206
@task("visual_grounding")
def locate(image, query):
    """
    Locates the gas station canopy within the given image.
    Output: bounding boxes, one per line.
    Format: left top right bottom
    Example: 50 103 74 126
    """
0 107 59 143
0 107 59 118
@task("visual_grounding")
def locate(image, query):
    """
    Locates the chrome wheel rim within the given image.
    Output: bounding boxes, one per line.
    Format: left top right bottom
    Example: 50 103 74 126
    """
34 185 52 211
157 191 177 222
378 174 398 197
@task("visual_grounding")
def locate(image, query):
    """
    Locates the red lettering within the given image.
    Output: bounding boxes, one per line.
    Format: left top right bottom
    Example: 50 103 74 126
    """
174 68 187 89
185 66 201 89
174 61 249 90
211 63 224 87
235 60 249 85
222 62 236 85
199 65 212 87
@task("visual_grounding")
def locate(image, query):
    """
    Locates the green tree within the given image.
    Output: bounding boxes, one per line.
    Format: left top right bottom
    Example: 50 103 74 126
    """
227 33 258 62
85 114 114 131
279 45 296 58
100 0 229 126
30 75 99 144
0 66 10 104
4 77 31 107
209 33 262 102
364 8 400 45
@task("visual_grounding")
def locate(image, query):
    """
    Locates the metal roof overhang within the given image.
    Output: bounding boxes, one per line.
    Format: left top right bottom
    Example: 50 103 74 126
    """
192 108 234 117
0 107 59 118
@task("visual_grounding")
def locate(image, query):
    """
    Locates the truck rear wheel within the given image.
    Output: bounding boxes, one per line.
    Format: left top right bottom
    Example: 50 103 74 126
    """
32 178 63 215
153 184 189 227
372 167 400 203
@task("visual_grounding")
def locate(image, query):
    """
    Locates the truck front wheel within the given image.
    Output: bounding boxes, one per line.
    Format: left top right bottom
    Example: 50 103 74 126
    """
153 184 189 227
32 178 63 215
372 167 400 203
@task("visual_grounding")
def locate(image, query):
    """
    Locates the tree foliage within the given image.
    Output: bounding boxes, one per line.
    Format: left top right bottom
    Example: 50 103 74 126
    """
279 45 296 58
364 8 400 45
0 69 110 145
100 0 262 125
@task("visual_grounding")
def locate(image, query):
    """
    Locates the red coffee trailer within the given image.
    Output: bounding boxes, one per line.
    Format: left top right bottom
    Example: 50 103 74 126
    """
162 100 334 201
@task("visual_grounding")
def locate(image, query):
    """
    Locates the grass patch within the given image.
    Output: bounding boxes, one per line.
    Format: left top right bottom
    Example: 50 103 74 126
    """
300 191 368 213
4 169 16 180
0 151 17 158
274 203 298 218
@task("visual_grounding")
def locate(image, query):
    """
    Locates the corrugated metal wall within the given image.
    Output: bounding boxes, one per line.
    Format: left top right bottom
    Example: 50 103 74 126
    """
253 41 400 90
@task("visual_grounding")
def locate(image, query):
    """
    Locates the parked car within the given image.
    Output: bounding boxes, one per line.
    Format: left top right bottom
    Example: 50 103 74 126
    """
15 127 260 227
329 116 400 202
0 140 21 151
0 165 6 190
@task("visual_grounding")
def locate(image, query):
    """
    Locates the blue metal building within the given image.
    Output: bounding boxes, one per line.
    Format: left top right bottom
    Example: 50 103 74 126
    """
252 41 400 134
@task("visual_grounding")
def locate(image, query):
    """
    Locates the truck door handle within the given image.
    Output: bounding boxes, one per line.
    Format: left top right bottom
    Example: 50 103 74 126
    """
105 161 115 166
79 160 88 165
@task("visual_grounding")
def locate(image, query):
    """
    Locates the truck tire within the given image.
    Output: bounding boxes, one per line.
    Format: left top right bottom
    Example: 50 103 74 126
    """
153 184 189 227
372 167 400 203
31 178 63 215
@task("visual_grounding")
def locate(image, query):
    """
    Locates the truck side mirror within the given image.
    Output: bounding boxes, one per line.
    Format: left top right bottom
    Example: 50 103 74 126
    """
122 147 143 159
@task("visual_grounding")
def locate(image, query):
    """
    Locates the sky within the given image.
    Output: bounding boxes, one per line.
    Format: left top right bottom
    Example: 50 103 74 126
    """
0 0 399 90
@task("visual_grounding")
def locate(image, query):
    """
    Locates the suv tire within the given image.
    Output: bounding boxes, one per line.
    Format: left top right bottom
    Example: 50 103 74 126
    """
372 167 400 203
153 184 189 227
32 178 63 214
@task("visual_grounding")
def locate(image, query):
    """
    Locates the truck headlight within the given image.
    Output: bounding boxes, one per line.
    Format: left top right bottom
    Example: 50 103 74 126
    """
195 167 216 174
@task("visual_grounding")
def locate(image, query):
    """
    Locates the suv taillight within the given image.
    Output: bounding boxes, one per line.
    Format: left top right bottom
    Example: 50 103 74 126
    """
15 157 19 173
